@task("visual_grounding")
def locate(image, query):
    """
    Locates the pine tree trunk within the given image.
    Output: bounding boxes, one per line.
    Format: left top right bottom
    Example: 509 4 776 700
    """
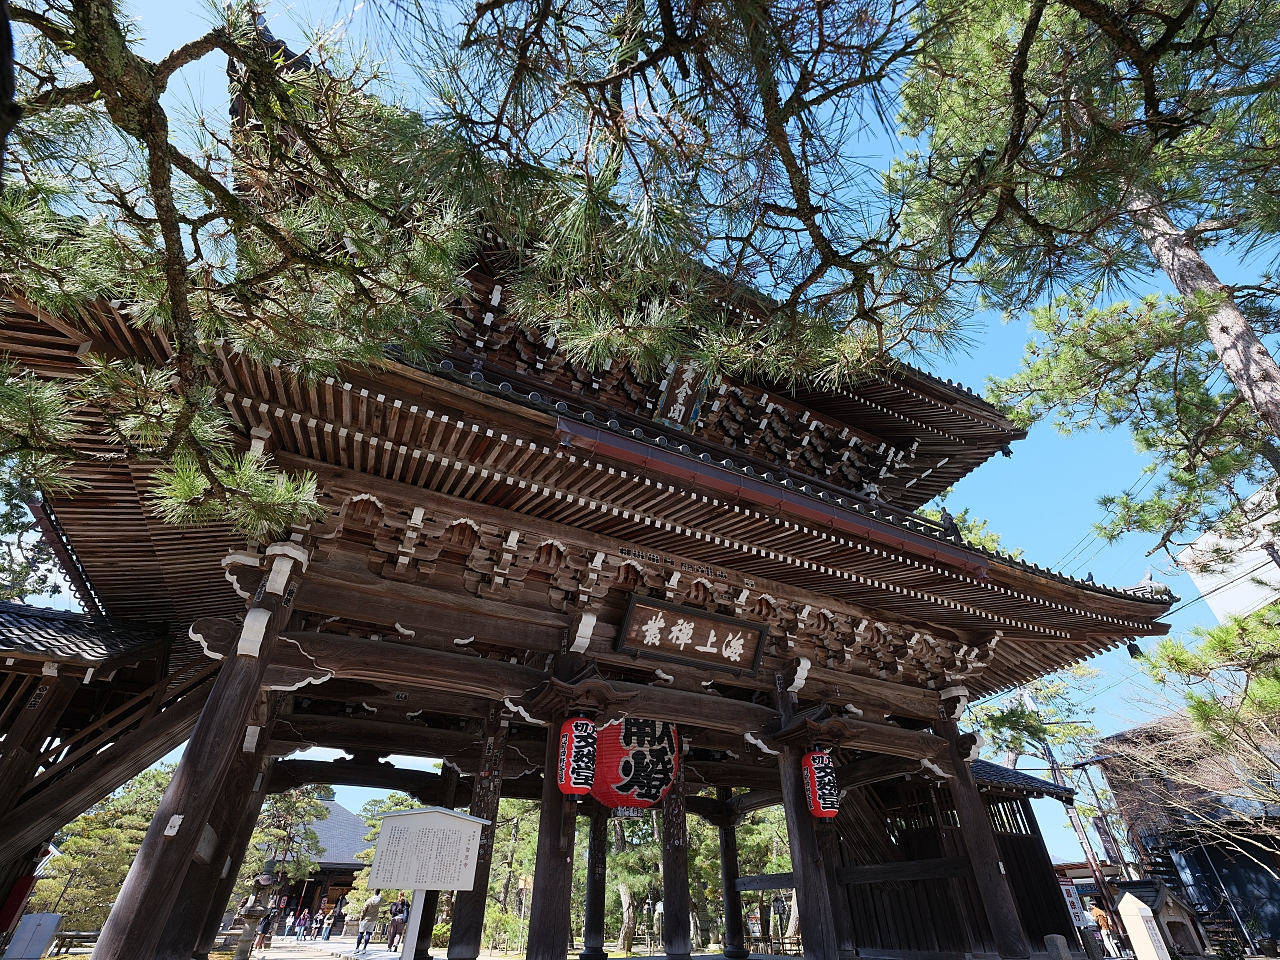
612 820 636 953
617 884 636 953
1126 187 1280 437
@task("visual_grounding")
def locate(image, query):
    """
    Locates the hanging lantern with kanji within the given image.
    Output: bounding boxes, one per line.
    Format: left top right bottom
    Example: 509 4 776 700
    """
590 718 679 808
802 750 839 818
556 717 597 795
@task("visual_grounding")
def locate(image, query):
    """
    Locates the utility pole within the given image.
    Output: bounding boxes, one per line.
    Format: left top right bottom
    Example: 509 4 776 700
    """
1021 691 1130 951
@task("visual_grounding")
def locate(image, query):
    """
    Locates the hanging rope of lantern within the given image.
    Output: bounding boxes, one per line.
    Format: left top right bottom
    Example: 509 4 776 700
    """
802 750 839 817
590 718 680 808
556 716 597 795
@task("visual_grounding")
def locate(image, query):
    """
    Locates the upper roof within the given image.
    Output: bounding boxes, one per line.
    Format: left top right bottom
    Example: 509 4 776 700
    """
972 758 1074 803
0 600 169 670
0 292 1174 696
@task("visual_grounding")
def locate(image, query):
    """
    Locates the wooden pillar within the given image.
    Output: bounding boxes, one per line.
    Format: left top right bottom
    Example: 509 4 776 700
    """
815 819 857 960
715 788 748 960
526 714 578 960
449 706 510 960
92 542 307 960
157 696 278 960
772 679 840 960
661 771 692 960
412 762 461 960
192 757 277 959
933 719 1030 960
579 801 609 960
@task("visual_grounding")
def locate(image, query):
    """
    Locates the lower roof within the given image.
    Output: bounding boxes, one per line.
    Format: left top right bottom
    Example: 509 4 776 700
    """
0 600 168 670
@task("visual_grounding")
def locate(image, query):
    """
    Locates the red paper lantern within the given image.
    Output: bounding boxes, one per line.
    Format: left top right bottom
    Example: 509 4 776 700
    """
802 750 839 818
557 717 596 794
590 719 679 808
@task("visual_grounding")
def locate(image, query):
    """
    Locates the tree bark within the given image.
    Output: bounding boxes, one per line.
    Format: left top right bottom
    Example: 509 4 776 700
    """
0 0 21 179
1126 186 1280 437
613 820 636 954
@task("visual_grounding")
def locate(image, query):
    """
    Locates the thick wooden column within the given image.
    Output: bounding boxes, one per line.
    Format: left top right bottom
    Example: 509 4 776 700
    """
156 695 278 960
715 788 749 960
449 706 510 960
526 713 578 960
815 820 857 960
92 542 307 960
579 801 609 960
192 757 277 960
661 771 692 960
933 719 1030 960
772 680 840 960
412 762 461 960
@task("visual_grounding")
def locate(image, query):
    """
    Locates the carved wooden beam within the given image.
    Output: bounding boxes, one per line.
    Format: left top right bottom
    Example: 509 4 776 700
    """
726 789 783 818
193 619 550 702
269 714 548 765
780 657 944 722
834 754 949 789
768 714 948 762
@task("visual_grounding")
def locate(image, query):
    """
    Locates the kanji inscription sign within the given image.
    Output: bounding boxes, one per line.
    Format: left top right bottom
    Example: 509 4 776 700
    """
616 596 766 676
655 362 711 431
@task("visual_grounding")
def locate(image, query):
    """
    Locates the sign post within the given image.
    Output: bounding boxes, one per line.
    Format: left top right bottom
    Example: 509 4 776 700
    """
368 807 490 960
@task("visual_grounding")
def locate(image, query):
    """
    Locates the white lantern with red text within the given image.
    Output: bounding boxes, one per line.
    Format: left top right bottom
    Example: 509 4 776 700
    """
802 750 839 818
590 719 679 808
557 717 596 795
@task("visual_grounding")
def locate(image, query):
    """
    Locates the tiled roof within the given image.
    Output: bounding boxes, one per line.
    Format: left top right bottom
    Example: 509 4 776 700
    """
973 758 1074 802
312 800 374 868
0 600 168 668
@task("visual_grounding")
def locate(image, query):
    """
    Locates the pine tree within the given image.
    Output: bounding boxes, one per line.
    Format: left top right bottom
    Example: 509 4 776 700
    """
27 766 173 930
895 0 1280 559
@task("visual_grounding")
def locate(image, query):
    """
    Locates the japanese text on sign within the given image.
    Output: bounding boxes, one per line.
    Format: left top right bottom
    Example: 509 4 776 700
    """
368 808 488 890
617 598 764 675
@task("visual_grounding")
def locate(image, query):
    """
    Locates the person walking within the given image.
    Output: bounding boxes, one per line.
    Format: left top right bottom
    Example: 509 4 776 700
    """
295 908 310 941
322 909 335 941
356 889 383 953
1090 904 1119 957
387 892 410 952
283 910 296 937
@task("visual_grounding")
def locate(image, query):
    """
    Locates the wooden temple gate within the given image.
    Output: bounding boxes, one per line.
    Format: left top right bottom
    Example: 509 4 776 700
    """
0 286 1174 960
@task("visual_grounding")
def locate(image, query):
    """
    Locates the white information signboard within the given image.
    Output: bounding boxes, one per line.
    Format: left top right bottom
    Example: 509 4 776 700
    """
369 807 489 892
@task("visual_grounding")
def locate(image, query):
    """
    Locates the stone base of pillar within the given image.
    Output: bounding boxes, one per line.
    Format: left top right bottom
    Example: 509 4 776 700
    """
578 949 608 960
722 949 750 960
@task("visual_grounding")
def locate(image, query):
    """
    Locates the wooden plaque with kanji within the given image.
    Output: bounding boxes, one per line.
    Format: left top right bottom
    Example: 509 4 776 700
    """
615 596 767 676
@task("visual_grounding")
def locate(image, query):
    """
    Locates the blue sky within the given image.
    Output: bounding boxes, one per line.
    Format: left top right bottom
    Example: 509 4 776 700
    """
35 0 1262 863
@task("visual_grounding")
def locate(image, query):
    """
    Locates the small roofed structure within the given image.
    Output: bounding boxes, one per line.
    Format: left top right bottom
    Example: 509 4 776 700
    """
274 799 371 922
0 603 216 945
